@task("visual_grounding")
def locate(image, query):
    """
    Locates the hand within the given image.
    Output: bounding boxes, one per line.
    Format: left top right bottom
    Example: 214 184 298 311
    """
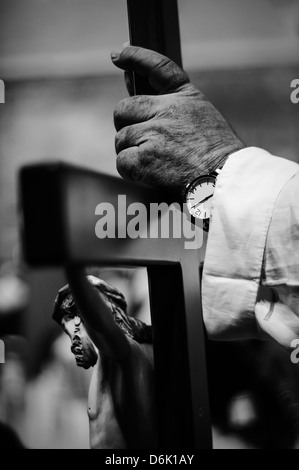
111 46 244 196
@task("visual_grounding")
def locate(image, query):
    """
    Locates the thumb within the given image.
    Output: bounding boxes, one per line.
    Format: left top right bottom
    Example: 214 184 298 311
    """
111 46 190 94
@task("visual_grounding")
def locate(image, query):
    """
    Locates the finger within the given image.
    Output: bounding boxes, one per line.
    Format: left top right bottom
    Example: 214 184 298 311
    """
115 123 148 155
114 95 159 131
111 46 189 94
116 147 142 182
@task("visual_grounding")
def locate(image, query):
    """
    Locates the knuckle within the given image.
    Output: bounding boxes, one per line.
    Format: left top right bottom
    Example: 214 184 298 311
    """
115 126 135 154
121 45 138 61
115 128 126 154
116 153 130 178
116 153 126 173
117 149 143 182
152 58 190 93
151 57 173 77
167 69 190 92
113 98 130 122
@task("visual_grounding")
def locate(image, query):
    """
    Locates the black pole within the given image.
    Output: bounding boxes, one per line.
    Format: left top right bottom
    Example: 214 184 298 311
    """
127 0 182 95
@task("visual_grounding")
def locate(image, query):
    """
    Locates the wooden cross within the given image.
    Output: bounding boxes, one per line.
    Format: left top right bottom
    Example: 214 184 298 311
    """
19 0 212 449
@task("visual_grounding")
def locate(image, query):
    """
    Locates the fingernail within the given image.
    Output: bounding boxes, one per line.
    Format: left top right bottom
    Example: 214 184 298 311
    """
111 51 120 61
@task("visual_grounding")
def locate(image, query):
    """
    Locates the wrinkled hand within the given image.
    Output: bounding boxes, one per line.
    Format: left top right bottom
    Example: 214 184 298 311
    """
111 46 244 196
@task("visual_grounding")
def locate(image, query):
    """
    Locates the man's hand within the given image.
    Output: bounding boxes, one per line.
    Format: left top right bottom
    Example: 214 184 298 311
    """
111 46 244 196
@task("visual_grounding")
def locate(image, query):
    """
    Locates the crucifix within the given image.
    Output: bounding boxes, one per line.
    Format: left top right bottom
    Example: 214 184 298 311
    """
19 0 212 449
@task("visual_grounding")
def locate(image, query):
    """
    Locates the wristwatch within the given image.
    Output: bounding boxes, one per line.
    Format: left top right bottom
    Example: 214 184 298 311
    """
184 168 221 232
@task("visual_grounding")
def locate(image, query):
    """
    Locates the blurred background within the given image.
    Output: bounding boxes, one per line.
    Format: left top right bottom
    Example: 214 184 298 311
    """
0 0 299 449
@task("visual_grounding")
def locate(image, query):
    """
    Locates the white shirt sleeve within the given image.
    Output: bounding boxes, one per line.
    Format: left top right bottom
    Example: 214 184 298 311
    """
202 147 299 345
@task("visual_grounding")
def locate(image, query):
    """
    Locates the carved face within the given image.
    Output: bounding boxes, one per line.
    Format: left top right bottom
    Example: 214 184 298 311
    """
61 313 98 369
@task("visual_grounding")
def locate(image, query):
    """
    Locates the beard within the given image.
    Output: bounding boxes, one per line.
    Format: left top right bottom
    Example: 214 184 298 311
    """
71 334 98 369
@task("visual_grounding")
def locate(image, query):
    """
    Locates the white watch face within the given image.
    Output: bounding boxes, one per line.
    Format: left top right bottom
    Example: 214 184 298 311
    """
186 175 216 220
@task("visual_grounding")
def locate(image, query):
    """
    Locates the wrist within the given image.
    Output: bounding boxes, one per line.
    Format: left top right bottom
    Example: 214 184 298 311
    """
180 140 245 202
203 140 245 174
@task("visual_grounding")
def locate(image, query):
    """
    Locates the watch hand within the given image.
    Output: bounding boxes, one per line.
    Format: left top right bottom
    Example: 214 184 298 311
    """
191 193 213 209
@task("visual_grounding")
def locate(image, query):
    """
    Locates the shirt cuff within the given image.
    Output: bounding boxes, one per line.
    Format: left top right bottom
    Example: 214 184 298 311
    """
202 147 299 340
